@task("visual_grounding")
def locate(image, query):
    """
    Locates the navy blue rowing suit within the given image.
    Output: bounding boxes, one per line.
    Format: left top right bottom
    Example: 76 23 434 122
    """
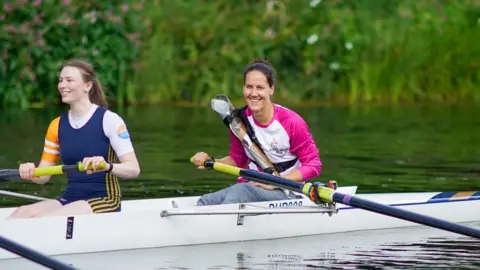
54 106 121 213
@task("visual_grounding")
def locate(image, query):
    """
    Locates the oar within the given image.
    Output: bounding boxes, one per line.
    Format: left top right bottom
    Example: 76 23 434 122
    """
0 235 77 270
0 161 106 182
210 95 280 175
0 162 105 202
194 158 480 240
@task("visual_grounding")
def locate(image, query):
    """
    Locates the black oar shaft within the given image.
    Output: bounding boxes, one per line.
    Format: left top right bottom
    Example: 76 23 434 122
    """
0 235 76 270
334 193 480 239
0 170 22 181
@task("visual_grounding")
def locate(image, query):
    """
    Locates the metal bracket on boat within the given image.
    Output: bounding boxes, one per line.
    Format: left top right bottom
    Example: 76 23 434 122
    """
160 205 338 218
160 210 169 217
325 204 338 217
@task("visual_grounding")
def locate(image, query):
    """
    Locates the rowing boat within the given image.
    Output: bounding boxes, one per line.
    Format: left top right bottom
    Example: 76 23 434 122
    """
0 186 479 260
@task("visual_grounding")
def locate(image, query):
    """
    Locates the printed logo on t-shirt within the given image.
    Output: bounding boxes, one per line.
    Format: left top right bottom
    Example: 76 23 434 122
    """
116 124 130 139
270 138 288 156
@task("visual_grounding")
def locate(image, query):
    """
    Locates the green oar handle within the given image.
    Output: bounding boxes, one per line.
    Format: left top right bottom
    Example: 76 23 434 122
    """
33 161 106 177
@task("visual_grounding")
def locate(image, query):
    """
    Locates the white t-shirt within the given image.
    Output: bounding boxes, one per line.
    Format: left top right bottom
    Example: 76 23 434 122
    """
41 104 134 163
229 104 322 182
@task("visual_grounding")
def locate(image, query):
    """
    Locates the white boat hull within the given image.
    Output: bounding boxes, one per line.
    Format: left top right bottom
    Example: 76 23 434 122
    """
0 187 479 260
3 222 480 270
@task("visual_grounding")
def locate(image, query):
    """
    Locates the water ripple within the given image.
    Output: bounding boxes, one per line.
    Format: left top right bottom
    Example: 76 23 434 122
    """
298 237 480 269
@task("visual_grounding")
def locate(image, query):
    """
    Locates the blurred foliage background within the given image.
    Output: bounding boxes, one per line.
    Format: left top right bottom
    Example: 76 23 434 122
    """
1 0 479 109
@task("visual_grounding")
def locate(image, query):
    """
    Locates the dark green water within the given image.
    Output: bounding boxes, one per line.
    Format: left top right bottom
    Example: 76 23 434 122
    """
0 104 479 206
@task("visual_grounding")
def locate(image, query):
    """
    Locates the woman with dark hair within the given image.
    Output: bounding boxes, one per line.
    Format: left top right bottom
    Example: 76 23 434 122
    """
9 59 140 218
192 59 322 205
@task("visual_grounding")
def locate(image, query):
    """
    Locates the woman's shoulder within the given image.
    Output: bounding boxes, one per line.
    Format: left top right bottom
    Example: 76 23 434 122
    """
102 109 131 139
274 104 306 125
46 115 61 131
103 108 125 121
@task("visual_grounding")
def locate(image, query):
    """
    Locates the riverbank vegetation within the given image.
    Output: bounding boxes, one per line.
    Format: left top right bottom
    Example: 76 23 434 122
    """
1 0 479 108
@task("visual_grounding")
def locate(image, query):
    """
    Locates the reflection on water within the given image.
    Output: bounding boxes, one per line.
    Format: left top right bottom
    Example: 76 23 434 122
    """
330 238 480 269
224 223 480 270
235 238 480 270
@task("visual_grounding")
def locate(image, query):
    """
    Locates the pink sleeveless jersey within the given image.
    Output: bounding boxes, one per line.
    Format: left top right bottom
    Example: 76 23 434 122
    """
229 104 322 182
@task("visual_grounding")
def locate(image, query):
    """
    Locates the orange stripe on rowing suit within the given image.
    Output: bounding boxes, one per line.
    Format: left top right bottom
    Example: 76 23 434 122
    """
450 191 477 200
41 117 60 163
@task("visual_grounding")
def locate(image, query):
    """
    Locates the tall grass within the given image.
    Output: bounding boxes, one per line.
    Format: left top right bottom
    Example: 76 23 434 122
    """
337 1 480 104
131 0 480 105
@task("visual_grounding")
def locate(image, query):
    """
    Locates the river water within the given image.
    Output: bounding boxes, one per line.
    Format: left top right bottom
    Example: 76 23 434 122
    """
0 103 479 269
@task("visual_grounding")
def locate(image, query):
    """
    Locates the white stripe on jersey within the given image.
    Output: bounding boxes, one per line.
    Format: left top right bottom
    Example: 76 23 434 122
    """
67 104 135 158
43 148 60 154
44 140 59 148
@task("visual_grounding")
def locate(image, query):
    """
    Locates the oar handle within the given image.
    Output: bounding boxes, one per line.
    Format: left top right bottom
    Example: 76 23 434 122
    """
0 161 107 182
33 161 106 177
189 157 214 168
190 156 246 176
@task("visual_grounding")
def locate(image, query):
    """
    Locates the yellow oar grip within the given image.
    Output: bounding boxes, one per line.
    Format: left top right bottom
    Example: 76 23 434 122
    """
33 165 64 177
189 156 241 176
77 161 106 171
32 161 106 177
211 162 241 177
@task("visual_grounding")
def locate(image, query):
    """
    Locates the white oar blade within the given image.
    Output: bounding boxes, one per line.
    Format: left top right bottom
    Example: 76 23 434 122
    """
210 95 235 120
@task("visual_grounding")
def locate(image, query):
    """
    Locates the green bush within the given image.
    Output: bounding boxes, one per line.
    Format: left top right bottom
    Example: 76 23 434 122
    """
0 0 146 108
133 0 480 105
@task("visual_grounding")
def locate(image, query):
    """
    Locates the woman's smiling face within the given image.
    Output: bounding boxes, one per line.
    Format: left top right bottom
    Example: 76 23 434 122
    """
57 66 92 104
243 70 274 113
